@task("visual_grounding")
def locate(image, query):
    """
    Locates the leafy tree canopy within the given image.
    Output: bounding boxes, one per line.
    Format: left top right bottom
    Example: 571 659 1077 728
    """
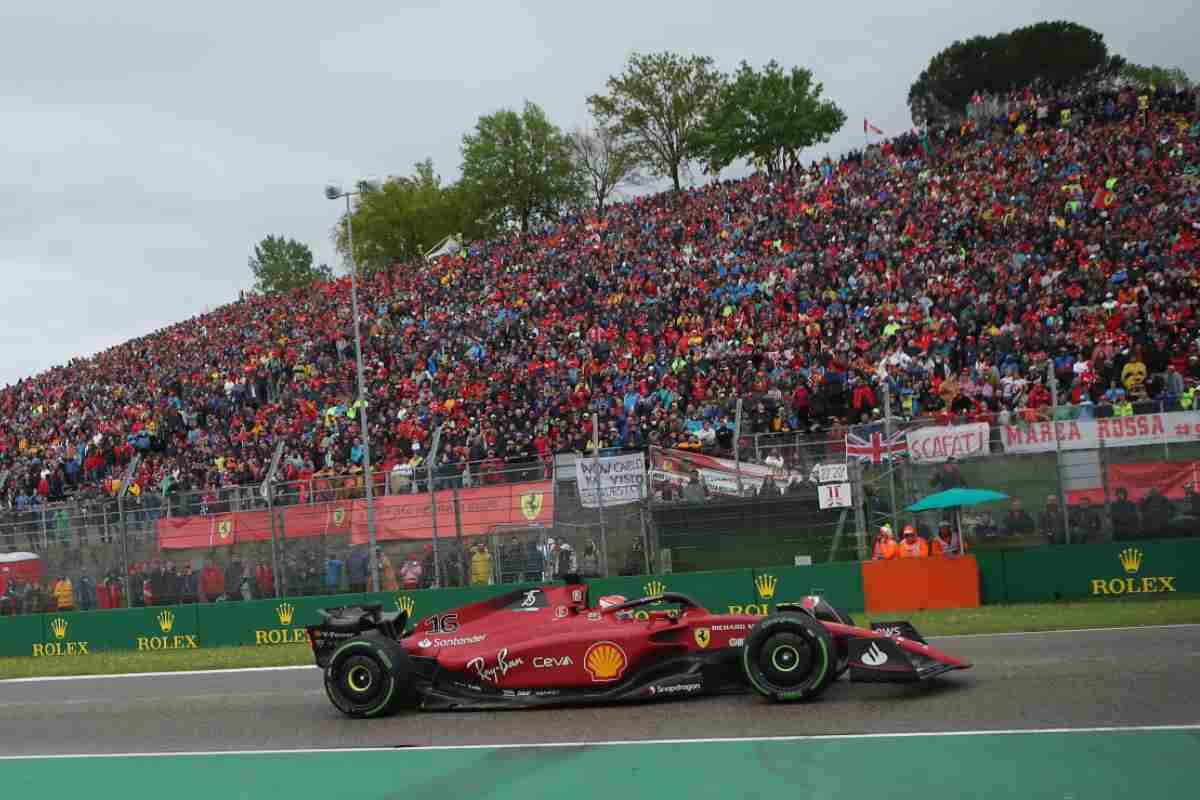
691 60 845 177
588 51 726 191
248 235 330 295
1120 63 1192 89
908 21 1124 126
459 101 583 233
336 160 480 272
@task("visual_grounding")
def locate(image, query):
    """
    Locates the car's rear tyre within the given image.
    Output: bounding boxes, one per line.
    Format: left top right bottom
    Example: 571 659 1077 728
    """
742 612 834 701
323 633 413 718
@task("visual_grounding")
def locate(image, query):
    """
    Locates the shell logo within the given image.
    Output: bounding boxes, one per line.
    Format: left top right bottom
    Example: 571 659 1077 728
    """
584 641 628 683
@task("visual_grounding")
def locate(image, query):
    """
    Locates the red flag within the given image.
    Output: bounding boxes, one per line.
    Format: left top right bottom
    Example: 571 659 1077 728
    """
864 119 884 136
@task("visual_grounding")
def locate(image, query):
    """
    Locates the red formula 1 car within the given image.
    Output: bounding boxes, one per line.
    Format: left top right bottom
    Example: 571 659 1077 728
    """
307 578 970 717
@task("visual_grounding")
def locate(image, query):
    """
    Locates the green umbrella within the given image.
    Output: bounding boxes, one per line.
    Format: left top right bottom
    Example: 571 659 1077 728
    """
906 488 1009 512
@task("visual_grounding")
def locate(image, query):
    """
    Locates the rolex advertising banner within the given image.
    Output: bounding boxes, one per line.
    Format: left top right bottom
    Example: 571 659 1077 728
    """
577 452 647 508
0 613 42 657
29 604 201 657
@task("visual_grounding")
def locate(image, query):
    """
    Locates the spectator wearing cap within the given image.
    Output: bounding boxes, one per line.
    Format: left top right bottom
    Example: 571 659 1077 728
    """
871 525 898 560
898 525 928 558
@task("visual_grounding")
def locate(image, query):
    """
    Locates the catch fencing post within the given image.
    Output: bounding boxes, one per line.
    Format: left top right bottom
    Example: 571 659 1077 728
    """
590 414 610 576
427 426 444 588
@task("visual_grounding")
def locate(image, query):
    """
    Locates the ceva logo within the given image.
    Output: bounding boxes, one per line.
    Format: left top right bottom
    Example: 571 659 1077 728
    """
1091 548 1176 596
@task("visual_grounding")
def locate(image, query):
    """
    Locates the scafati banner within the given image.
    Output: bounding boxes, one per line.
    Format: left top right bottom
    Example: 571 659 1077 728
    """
577 453 647 508
907 423 990 463
1001 411 1200 455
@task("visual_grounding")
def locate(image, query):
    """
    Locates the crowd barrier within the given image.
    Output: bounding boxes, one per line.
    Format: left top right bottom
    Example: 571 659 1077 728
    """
2 538 1195 658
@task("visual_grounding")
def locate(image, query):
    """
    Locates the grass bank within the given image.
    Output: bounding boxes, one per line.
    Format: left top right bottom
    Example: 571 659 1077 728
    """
3 594 1198 680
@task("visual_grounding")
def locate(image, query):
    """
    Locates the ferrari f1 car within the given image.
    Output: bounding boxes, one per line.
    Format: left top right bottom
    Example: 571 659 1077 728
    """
306 578 970 717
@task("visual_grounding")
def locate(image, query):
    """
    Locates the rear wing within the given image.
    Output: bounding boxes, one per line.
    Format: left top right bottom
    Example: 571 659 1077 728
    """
306 604 408 668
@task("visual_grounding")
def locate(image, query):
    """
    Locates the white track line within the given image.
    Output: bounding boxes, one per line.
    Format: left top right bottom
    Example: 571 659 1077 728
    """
1 665 316 684
2 724 1198 760
5 622 1198 684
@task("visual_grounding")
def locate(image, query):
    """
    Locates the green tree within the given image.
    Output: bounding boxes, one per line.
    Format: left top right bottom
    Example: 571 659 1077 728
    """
459 101 583 233
248 235 330 294
1120 63 1192 88
588 51 726 191
335 160 477 272
568 125 642 215
691 60 845 177
908 21 1124 126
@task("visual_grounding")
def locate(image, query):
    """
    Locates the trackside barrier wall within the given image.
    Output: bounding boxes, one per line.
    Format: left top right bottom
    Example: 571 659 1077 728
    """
974 538 1200 604
862 556 981 613
3 541 1196 659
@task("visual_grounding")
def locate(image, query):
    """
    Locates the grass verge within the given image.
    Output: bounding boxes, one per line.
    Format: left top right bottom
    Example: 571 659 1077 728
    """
3 594 1198 680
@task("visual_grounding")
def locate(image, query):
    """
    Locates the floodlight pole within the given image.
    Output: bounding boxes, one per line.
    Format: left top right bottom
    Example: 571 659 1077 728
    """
330 187 379 591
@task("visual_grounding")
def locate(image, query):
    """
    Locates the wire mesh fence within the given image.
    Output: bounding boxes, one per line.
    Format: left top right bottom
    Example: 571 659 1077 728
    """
4 410 1200 618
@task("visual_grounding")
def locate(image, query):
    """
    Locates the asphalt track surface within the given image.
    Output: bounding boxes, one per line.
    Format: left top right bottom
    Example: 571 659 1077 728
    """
2 625 1198 757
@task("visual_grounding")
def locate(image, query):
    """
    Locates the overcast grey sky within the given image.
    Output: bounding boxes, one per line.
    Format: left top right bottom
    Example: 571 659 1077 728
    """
2 1 1196 388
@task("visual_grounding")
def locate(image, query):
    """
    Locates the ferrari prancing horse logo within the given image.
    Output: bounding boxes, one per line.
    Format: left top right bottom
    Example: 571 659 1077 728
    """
520 491 544 521
694 627 711 649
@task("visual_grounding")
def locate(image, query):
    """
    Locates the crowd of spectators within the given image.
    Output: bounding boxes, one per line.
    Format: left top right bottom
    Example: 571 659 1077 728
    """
2 81 1199 538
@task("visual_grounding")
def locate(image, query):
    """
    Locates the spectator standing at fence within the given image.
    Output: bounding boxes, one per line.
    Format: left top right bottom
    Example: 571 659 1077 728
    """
77 569 95 611
898 525 929 558
324 554 343 595
578 539 600 577
1069 498 1103 543
1039 495 1067 545
469 542 492 586
1002 499 1035 537
871 525 898 560
1139 488 1173 539
398 551 422 587
52 574 75 611
180 564 198 604
376 548 399 592
1110 488 1141 540
419 543 436 589
930 521 965 555
255 561 274 597
201 560 224 602
347 546 368 593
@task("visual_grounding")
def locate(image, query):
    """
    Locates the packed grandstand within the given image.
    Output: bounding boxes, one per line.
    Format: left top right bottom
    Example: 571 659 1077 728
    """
2 81 1199 551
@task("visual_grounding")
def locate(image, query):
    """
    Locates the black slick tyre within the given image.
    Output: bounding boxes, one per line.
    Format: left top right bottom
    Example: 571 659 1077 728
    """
323 633 413 718
742 612 835 702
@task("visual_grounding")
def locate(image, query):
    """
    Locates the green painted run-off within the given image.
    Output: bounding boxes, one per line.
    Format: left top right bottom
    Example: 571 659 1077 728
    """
6 729 1195 800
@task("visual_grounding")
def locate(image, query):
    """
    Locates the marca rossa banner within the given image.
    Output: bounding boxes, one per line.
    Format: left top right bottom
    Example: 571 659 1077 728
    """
1002 410 1200 454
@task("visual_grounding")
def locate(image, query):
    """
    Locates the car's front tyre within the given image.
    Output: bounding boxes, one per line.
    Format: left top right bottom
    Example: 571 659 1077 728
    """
323 633 414 718
741 612 835 702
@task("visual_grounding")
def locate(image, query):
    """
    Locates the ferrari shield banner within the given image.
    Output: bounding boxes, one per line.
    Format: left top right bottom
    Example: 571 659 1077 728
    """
577 453 646 508
906 422 990 463
1002 411 1200 454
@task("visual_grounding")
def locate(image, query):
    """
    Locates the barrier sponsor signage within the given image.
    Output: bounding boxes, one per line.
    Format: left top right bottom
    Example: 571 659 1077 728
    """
1001 411 1200 454
29 604 201 656
906 423 989 463
577 453 646 508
